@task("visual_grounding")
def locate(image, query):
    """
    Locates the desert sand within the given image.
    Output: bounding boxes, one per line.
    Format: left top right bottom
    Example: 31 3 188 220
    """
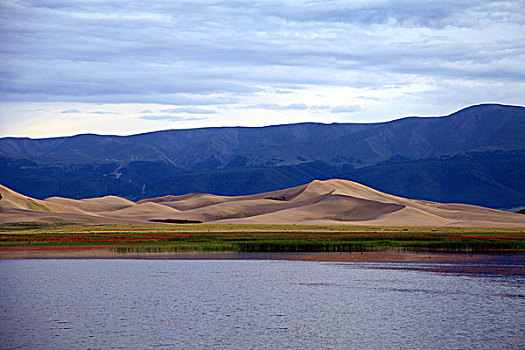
1 179 524 227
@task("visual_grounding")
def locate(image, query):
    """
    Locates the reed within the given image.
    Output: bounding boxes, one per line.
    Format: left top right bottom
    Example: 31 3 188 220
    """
1 223 523 253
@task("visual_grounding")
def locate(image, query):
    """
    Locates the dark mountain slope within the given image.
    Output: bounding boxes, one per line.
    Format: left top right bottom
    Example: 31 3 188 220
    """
341 151 525 209
0 104 523 208
1 104 523 169
133 151 524 208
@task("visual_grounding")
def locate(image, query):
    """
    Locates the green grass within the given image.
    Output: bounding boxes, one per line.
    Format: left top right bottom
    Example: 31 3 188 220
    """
0 223 523 253
0 223 525 252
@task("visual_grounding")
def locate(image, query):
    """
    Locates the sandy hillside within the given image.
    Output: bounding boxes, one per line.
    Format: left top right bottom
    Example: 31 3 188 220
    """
1 180 524 227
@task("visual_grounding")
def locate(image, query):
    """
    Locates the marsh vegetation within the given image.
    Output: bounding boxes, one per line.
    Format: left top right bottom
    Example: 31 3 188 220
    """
1 223 523 253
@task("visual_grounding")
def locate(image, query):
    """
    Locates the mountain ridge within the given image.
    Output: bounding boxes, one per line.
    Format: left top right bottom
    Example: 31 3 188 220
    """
3 103 520 140
2 104 523 167
0 104 523 208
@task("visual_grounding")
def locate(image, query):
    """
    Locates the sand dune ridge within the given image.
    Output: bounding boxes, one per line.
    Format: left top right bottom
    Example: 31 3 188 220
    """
1 180 524 227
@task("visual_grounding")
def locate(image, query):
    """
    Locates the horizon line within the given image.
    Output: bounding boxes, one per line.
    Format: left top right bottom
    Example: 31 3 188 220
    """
1 102 522 140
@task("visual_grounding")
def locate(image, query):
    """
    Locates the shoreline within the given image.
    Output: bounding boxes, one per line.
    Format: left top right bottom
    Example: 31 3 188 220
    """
0 246 521 262
2 248 523 275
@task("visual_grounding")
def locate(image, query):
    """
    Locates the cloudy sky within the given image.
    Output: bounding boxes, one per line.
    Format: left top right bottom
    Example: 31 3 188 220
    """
0 0 524 138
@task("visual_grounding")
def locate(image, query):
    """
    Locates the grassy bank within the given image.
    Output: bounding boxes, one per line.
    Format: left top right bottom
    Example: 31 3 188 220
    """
0 223 524 253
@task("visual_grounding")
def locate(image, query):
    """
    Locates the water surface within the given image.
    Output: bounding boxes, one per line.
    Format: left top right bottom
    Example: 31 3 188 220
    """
1 259 523 349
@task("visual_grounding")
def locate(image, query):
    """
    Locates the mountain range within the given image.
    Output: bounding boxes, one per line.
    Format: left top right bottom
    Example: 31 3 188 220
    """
2 180 524 227
0 103 524 208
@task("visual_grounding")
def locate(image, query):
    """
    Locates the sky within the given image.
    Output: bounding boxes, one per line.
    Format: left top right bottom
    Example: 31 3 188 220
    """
0 0 524 138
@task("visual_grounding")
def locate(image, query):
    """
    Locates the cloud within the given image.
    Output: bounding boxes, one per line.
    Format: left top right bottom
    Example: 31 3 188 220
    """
60 109 120 115
139 115 208 122
245 103 361 113
0 0 524 136
246 103 309 111
160 107 215 114
264 1 500 28
88 111 120 115
328 105 361 113
1 0 523 105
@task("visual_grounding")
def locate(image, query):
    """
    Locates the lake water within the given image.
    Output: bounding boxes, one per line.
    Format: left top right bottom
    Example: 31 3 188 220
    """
0 259 523 349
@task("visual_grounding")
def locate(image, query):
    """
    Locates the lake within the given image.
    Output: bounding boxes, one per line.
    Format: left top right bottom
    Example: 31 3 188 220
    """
1 258 523 349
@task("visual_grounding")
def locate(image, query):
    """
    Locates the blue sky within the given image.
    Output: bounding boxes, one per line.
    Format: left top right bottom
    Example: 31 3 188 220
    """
0 0 524 137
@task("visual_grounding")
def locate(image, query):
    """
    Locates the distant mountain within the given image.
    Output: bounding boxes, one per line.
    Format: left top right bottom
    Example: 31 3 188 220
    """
343 150 525 209
0 104 524 208
1 103 523 168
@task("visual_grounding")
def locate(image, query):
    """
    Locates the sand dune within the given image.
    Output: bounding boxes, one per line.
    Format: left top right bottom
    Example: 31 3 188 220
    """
139 193 232 211
45 196 135 212
1 180 524 227
0 185 88 214
99 202 181 220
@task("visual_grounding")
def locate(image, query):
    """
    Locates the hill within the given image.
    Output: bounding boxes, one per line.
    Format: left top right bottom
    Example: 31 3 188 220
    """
1 104 523 167
1 180 524 227
0 104 523 208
